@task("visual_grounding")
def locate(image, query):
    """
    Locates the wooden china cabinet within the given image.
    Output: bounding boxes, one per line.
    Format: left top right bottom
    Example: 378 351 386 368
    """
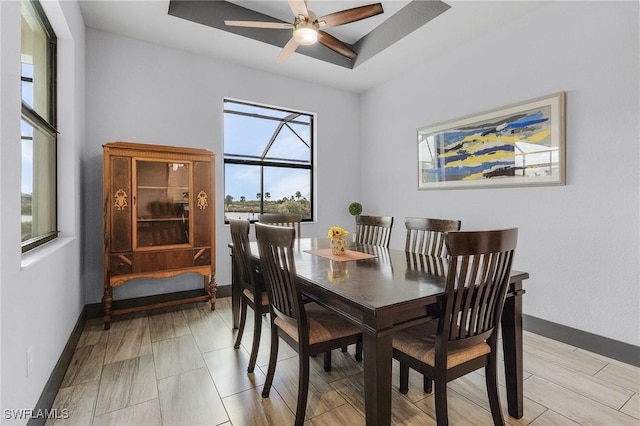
103 142 216 329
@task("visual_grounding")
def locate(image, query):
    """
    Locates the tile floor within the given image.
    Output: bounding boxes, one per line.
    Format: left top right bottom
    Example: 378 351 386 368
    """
46 297 640 425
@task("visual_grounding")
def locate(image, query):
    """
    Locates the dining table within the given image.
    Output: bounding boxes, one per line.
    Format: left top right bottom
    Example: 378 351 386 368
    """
230 237 529 426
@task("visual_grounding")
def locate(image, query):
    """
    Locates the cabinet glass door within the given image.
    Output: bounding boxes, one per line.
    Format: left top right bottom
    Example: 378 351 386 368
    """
135 160 191 248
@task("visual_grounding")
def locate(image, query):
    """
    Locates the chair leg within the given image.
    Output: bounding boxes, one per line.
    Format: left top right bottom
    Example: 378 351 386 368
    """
323 350 332 372
247 307 262 373
234 296 248 349
295 352 310 426
355 342 363 362
262 324 279 398
399 362 409 394
423 374 433 394
486 353 505 425
434 376 449 426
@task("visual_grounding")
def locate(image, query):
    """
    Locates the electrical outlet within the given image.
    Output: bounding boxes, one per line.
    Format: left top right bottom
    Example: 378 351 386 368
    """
26 346 33 378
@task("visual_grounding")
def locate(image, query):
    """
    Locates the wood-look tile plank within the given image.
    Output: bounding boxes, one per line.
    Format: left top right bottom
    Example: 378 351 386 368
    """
529 409 581 425
412 386 498 425
522 350 634 409
92 398 161 426
94 354 158 416
182 302 236 353
45 380 99 426
523 338 607 376
308 349 363 382
447 373 546 425
265 356 348 420
620 393 640 419
574 348 640 371
524 375 639 425
152 334 205 379
594 363 640 393
76 318 106 348
223 386 295 426
61 332 107 387
148 310 190 342
103 317 152 365
157 368 229 426
305 403 364 425
330 368 436 424
203 346 266 398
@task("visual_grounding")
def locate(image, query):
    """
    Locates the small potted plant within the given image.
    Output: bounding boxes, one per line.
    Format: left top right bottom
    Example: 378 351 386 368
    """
348 201 363 217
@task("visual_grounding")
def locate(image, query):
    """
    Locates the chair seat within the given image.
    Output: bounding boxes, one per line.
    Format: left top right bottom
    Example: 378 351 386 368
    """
393 320 491 369
275 302 361 345
243 288 269 307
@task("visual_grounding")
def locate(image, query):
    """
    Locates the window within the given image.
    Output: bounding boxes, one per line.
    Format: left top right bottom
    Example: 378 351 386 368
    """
21 0 57 252
223 100 314 222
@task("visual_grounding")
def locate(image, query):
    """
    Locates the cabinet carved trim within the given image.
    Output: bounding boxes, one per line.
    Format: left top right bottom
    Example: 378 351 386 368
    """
103 141 216 329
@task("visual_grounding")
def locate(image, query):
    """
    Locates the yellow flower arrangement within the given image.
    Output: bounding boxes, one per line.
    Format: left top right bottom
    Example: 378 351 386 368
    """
328 226 349 239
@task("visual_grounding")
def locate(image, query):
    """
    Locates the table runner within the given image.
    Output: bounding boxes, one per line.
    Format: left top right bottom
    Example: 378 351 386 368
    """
305 248 377 262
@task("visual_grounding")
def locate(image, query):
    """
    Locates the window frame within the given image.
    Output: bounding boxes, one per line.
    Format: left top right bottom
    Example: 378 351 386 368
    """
20 0 58 253
223 99 315 223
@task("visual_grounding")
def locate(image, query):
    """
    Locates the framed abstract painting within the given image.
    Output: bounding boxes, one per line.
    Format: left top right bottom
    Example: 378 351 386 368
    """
417 92 565 190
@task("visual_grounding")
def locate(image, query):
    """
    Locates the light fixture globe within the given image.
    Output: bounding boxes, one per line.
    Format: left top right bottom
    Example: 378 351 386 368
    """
293 21 318 45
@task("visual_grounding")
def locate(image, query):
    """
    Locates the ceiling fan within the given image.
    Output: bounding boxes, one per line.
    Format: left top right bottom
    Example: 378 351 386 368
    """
225 0 384 63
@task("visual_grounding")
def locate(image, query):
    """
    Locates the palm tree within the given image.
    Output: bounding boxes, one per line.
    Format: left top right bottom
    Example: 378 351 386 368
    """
265 192 271 200
295 191 302 200
240 196 246 202
256 193 262 200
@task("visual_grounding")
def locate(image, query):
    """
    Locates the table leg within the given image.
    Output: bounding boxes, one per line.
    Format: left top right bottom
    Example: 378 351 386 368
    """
363 324 393 426
501 282 524 419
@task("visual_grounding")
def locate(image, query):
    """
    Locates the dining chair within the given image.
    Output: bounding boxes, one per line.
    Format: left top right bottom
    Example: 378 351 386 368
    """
354 215 394 247
405 217 462 257
229 219 270 373
257 213 303 239
255 223 363 426
393 228 518 426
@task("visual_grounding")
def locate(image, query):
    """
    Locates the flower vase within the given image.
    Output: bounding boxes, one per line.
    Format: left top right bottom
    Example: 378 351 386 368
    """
331 236 347 255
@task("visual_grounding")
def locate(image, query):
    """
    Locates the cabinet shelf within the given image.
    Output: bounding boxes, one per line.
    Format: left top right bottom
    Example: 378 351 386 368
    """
138 186 189 190
138 217 188 222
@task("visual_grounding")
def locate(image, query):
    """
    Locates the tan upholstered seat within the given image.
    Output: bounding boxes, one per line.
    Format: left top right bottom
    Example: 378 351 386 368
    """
393 320 491 369
274 302 362 344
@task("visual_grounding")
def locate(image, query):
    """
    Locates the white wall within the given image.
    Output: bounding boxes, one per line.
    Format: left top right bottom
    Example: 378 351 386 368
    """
0 0 85 422
84 29 361 303
360 1 639 345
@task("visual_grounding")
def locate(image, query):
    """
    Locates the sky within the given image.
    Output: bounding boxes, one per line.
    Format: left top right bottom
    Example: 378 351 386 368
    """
223 101 312 202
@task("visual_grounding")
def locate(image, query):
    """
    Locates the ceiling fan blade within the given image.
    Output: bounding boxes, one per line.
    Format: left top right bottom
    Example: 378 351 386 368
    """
288 0 309 19
318 31 356 59
317 3 383 28
225 20 294 30
277 38 299 63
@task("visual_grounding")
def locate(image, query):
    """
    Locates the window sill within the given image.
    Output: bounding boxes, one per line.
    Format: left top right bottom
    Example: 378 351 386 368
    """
21 236 76 270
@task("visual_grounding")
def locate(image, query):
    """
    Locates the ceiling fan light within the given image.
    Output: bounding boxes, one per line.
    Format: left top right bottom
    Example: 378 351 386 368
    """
293 25 318 45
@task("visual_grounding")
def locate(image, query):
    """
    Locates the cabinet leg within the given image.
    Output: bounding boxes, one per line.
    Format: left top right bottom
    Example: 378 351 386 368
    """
103 285 113 330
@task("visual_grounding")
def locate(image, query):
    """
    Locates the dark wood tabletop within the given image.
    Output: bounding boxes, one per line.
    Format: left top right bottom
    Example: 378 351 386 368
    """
233 237 529 425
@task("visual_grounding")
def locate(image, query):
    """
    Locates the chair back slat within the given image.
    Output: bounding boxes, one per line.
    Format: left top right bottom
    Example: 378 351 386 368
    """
255 223 305 327
258 214 302 239
442 229 517 349
404 217 461 256
355 215 393 247
229 219 256 294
